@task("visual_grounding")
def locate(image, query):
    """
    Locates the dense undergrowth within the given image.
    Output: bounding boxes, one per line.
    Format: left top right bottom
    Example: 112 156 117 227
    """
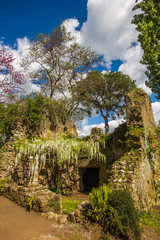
141 208 160 236
87 184 141 240
0 94 68 147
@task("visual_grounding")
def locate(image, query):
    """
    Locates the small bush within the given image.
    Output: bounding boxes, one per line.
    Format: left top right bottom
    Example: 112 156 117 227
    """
87 185 141 240
0 183 5 195
89 184 112 210
27 195 35 211
87 184 114 231
108 189 141 240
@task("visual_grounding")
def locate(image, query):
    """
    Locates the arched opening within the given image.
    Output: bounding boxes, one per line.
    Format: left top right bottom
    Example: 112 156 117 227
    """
83 167 100 192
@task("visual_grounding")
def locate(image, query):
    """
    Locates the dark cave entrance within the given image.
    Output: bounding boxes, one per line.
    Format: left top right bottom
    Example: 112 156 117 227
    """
82 167 100 192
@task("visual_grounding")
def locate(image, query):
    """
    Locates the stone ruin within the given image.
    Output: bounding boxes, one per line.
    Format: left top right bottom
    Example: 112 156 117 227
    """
0 88 160 212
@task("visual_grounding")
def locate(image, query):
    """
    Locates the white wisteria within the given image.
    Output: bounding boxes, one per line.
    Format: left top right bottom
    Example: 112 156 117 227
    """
14 138 106 168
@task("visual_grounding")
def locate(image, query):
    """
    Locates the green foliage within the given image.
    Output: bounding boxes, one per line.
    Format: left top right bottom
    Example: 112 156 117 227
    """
21 94 45 134
51 200 61 214
132 0 160 98
87 185 114 229
108 189 141 239
123 125 144 149
145 126 160 157
62 198 82 215
89 184 112 211
75 70 136 134
126 125 144 138
0 183 5 195
0 94 68 146
141 209 160 235
0 102 18 147
20 94 68 136
27 195 35 211
54 188 63 194
87 185 141 240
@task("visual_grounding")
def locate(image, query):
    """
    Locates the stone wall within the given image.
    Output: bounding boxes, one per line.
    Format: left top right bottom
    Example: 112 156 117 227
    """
11 118 77 141
108 89 160 209
0 183 62 213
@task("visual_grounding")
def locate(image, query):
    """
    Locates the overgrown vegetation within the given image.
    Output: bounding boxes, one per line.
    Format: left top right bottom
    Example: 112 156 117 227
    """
14 137 106 169
0 94 68 147
87 184 141 240
141 208 160 235
132 0 160 97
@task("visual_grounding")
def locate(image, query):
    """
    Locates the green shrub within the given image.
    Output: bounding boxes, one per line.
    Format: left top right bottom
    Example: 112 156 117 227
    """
108 189 141 240
0 183 5 195
27 195 35 211
50 187 63 194
89 184 112 210
87 185 141 240
87 184 113 228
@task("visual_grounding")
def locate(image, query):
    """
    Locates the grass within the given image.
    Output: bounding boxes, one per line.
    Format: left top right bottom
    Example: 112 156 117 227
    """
140 208 160 235
62 198 82 215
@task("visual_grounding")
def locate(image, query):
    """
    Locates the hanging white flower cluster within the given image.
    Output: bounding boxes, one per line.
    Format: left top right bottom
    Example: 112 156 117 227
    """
14 138 106 167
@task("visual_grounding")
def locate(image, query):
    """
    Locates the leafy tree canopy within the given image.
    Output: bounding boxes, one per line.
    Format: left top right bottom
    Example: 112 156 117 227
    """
21 22 104 120
132 0 160 98
75 70 136 135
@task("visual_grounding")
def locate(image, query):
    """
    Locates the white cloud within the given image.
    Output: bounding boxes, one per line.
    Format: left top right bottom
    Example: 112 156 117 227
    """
77 123 105 137
152 102 160 125
77 119 124 137
118 44 152 93
66 0 160 132
80 0 138 61
63 18 81 43
65 0 151 92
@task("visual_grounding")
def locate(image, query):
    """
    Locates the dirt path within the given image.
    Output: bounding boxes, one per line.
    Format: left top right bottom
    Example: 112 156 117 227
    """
0 196 57 240
1 196 160 240
0 196 91 240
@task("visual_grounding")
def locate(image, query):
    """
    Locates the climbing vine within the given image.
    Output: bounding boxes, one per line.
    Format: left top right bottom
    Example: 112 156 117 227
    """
14 138 106 171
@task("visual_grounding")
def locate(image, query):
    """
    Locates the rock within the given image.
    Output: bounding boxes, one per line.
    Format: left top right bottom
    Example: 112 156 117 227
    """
76 201 90 211
68 213 76 223
91 127 103 141
57 215 67 224
74 209 81 217
67 201 90 224
47 212 55 220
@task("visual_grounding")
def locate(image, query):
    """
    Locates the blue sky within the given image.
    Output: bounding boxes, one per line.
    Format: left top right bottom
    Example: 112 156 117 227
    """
0 0 87 45
1 0 160 136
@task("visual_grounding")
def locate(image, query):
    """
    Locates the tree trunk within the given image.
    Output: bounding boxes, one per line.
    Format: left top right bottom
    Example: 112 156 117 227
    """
104 114 109 135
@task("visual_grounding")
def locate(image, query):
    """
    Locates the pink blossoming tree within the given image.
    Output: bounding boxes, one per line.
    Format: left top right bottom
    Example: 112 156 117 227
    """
0 46 25 101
